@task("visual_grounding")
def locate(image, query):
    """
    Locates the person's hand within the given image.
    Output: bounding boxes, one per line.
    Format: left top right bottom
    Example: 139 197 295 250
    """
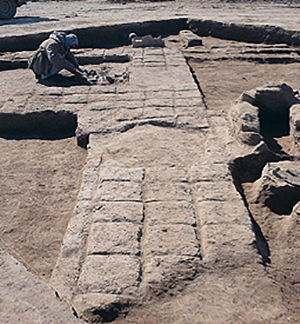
73 68 85 78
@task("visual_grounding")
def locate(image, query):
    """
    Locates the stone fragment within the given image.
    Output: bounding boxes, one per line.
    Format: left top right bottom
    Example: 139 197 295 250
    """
233 83 298 145
254 83 296 110
238 131 262 146
237 89 256 105
250 161 300 215
230 101 261 145
231 101 260 133
290 103 300 132
290 103 300 148
180 29 203 48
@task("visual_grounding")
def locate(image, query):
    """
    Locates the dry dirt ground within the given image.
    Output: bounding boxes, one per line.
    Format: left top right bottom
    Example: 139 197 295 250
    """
2 1 300 323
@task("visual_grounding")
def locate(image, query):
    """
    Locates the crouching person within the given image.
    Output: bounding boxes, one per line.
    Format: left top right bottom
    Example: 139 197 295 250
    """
28 31 84 80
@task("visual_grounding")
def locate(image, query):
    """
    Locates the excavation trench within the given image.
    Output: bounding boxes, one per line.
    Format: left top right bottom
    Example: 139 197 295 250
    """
2 18 300 321
2 17 300 53
0 110 87 278
0 110 77 140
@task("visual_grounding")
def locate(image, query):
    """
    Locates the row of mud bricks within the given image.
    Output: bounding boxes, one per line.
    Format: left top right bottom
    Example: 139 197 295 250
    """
51 150 257 322
49 46 259 322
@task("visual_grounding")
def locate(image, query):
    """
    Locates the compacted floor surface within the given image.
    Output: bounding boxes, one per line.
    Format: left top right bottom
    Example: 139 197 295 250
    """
1 1 300 323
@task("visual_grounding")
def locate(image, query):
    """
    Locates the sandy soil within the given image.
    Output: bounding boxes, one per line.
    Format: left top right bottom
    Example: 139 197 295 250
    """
0 137 87 279
2 4 300 322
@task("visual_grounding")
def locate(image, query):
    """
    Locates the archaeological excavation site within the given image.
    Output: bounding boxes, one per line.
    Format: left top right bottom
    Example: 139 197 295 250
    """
1 1 300 323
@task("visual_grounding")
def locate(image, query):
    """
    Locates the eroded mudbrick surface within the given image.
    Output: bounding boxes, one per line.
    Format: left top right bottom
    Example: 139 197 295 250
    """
47 46 261 322
2 3 300 322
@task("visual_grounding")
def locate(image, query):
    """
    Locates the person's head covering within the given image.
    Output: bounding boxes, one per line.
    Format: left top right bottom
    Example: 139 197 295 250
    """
129 32 137 43
64 33 79 50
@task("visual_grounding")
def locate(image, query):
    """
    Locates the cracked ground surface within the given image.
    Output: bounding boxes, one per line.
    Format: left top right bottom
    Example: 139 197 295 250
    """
1 1 300 323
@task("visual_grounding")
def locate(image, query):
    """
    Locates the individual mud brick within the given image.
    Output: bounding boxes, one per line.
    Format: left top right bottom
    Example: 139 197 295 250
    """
78 255 140 295
175 97 203 107
194 180 241 202
26 96 63 110
144 61 165 67
142 254 202 288
175 90 201 99
196 200 252 227
62 94 88 104
77 184 95 201
146 89 173 99
176 113 209 130
143 224 200 257
115 107 144 121
200 223 257 265
62 87 90 95
129 66 169 87
189 163 231 182
174 83 199 92
143 53 165 60
145 201 196 226
146 166 188 184
144 48 164 55
78 110 119 133
167 66 194 84
94 181 142 202
93 202 144 223
142 106 174 119
143 182 192 202
87 222 141 255
115 90 145 102
145 97 174 107
99 166 144 183
115 100 143 109
73 293 135 324
174 106 206 117
86 100 116 111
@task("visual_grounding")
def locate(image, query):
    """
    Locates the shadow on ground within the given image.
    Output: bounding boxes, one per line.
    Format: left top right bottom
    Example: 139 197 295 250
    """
0 17 58 26
38 74 92 87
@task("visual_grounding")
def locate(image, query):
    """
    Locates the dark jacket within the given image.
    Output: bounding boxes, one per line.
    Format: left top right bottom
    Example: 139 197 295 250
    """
28 32 78 77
